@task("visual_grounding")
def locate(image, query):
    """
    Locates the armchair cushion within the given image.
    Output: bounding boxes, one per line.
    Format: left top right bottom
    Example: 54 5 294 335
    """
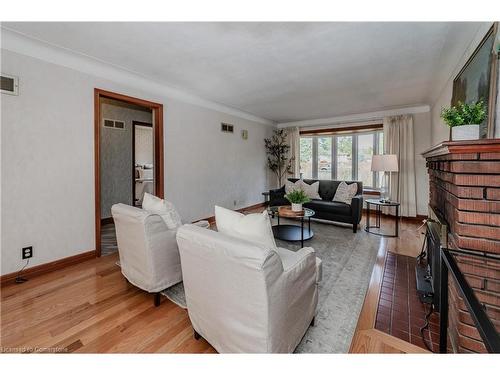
214 205 277 251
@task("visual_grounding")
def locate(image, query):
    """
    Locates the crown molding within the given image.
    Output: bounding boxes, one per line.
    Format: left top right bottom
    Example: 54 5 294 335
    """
0 27 275 126
277 105 431 128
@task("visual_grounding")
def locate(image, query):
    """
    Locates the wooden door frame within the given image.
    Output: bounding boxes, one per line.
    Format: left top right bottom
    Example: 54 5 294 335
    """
94 88 164 257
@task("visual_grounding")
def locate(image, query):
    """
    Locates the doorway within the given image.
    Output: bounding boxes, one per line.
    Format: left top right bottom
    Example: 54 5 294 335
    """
132 120 154 207
94 89 164 257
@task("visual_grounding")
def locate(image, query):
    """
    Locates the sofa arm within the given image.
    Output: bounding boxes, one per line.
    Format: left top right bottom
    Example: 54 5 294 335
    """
351 194 363 225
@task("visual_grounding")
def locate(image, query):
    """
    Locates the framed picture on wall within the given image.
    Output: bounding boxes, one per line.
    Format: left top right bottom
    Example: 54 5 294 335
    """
451 22 498 139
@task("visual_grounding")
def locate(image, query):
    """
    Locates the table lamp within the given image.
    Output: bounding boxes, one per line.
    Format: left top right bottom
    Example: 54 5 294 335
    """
371 154 398 203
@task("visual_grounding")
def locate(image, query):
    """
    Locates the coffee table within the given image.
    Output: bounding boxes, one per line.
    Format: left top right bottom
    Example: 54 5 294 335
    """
268 206 315 247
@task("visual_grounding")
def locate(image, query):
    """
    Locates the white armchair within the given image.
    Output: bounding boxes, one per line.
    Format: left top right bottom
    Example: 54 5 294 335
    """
111 203 182 306
176 224 322 353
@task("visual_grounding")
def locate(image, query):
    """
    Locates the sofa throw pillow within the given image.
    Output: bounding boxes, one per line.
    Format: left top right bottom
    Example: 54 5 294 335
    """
142 193 182 229
332 181 358 205
215 205 277 251
285 179 321 200
285 179 302 194
301 180 321 200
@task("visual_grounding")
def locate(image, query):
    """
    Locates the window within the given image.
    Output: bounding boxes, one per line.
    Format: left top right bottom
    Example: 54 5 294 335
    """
299 128 383 189
299 137 313 179
336 135 353 181
357 133 374 188
317 137 332 180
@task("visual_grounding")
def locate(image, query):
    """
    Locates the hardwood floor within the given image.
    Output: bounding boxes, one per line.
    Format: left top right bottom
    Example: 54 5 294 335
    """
0 254 215 353
0 212 426 354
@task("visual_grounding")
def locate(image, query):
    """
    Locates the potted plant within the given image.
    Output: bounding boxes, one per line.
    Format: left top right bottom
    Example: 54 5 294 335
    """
440 100 487 141
264 129 294 187
284 188 310 212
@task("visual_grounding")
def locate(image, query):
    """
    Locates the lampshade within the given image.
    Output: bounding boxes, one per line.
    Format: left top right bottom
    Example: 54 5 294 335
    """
371 154 399 172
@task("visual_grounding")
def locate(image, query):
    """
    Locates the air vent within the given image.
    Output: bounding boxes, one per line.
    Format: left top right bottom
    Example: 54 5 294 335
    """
103 119 126 130
1 74 19 96
221 122 234 133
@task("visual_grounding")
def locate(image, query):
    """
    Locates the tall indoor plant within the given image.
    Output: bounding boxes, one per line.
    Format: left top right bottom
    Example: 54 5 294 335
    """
264 129 294 187
441 100 487 140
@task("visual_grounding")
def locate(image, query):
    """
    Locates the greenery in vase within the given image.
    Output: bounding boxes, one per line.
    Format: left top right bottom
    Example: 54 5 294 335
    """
264 129 294 187
284 189 310 204
440 100 487 127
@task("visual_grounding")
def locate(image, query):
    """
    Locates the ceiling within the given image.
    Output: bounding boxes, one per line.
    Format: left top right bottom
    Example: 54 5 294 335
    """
2 22 486 123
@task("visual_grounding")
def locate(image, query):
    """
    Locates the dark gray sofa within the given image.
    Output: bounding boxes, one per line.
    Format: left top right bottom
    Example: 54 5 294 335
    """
269 178 363 233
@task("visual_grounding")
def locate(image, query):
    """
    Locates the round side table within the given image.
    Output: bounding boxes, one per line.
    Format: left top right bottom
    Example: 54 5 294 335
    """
365 199 400 237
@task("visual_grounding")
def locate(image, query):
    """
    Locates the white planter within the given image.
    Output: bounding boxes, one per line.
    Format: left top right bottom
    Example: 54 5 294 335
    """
291 203 303 212
451 124 480 141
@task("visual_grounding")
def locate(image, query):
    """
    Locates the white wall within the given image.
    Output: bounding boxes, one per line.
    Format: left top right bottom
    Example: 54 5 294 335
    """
430 23 494 145
1 49 273 275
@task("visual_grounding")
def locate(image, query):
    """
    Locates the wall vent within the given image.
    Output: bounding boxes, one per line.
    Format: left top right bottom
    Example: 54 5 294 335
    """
221 122 234 133
103 118 126 130
1 74 19 96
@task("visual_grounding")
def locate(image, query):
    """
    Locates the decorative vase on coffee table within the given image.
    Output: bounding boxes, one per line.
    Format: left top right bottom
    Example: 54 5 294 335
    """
291 203 303 212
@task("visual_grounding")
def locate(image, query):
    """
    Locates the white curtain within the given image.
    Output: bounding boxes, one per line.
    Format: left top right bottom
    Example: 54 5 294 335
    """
383 115 417 217
286 127 300 178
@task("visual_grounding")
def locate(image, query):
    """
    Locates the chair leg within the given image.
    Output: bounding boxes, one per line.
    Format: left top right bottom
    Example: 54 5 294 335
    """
154 292 161 307
193 330 201 340
353 224 357 233
310 317 315 327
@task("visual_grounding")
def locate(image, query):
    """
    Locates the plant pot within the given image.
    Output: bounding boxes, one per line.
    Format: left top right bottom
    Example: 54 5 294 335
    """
451 124 480 141
291 203 303 212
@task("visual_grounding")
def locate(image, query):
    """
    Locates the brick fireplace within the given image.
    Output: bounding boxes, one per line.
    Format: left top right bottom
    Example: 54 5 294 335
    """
423 139 500 353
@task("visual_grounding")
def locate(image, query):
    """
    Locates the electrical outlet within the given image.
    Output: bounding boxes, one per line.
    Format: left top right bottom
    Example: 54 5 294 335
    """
22 246 33 259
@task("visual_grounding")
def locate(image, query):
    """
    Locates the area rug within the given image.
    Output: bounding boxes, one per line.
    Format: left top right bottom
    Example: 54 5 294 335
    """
114 261 188 308
117 218 379 353
101 223 119 256
283 218 379 353
161 282 186 309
